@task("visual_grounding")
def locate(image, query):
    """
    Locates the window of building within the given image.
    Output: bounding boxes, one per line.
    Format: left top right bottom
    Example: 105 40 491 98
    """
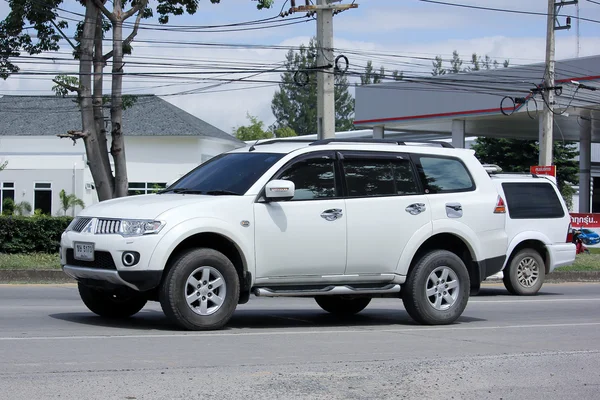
128 182 167 196
416 155 475 193
343 158 419 197
277 156 338 201
0 182 15 214
34 182 52 215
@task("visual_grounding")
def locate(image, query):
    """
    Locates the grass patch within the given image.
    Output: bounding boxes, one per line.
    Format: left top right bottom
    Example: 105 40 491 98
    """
0 253 61 270
555 252 600 272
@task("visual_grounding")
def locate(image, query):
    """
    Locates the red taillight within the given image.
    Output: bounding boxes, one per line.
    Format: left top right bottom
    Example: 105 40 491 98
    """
494 196 506 214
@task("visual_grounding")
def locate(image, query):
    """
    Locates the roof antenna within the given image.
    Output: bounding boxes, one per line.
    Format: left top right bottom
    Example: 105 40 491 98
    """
248 138 260 152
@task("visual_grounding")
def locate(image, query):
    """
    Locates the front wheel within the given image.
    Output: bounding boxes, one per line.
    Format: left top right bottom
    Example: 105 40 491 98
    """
160 248 239 330
503 249 545 295
402 250 470 325
78 283 147 318
315 296 371 315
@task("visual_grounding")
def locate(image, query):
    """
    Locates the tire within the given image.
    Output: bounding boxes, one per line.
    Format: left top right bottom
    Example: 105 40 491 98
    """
402 250 470 325
160 248 240 331
314 296 371 315
78 283 147 318
503 249 545 296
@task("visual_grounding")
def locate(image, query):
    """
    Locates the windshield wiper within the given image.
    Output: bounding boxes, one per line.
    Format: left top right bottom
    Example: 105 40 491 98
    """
203 189 241 196
157 188 241 195
157 188 205 194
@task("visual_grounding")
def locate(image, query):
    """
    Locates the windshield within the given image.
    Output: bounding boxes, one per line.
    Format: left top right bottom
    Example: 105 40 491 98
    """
161 152 284 195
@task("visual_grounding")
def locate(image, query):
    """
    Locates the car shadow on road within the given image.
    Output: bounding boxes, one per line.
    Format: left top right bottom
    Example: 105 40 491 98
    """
48 308 485 332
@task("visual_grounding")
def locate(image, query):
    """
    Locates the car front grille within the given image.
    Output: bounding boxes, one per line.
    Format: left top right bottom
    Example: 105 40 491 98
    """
95 219 122 234
70 217 92 233
66 249 117 270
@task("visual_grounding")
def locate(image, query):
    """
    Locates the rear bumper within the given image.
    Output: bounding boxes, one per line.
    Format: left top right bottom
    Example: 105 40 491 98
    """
547 243 576 273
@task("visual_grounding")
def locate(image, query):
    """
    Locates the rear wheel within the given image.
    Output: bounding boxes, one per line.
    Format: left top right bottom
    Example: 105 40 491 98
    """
78 283 147 318
160 248 239 330
314 296 371 315
402 250 470 325
503 249 545 295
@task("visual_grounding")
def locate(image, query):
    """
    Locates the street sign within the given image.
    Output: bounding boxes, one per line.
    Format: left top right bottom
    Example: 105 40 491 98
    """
530 165 556 177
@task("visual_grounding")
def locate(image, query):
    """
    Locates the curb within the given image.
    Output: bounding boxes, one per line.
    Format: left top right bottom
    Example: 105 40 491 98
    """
1 269 599 284
0 269 74 283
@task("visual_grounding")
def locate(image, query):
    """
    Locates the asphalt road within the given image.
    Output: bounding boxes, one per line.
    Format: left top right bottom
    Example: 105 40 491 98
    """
1 283 599 400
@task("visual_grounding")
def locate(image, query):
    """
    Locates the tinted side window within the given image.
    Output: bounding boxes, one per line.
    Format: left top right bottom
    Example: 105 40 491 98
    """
343 158 419 197
416 156 475 193
502 182 565 219
278 158 337 200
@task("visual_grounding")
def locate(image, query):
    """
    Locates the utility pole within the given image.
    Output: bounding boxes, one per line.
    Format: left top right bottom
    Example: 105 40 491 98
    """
539 0 577 166
288 1 358 139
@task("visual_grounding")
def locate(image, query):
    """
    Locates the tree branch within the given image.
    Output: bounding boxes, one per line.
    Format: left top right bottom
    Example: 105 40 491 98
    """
50 20 77 50
123 7 144 47
52 79 80 93
93 0 116 22
103 50 113 62
57 130 88 146
122 0 147 21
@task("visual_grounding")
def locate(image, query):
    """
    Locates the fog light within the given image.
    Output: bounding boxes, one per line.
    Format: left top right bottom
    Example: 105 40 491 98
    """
122 251 140 267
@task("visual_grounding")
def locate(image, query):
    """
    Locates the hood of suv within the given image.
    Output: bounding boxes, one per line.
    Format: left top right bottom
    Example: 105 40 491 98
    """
79 194 222 219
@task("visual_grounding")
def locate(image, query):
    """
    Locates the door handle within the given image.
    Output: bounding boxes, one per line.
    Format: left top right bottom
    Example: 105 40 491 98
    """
405 203 426 215
321 208 343 221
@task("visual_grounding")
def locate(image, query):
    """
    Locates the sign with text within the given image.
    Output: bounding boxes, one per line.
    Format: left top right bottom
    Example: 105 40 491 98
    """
569 213 600 248
530 165 556 177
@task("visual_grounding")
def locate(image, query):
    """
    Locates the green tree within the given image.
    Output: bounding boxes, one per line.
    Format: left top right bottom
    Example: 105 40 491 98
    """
1 0 273 201
361 61 384 85
432 50 510 75
59 189 85 216
472 138 579 209
2 198 32 216
271 37 355 136
449 50 463 74
432 56 446 76
234 114 298 141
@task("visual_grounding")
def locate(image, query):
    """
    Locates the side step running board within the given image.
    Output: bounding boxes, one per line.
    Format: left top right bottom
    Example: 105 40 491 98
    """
253 284 401 297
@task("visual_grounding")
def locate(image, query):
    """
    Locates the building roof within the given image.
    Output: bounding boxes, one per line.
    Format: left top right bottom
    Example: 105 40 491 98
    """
0 94 244 145
354 54 600 142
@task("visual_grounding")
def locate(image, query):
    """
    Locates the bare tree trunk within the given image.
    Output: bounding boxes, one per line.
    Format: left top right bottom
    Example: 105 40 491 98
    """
93 8 114 196
80 0 113 201
110 0 128 198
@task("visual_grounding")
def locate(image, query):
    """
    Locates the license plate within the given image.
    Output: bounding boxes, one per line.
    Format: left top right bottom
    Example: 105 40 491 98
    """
74 242 94 261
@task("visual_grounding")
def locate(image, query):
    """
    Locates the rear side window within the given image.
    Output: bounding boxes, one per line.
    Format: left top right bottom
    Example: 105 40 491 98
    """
502 182 565 219
415 155 475 193
342 158 419 197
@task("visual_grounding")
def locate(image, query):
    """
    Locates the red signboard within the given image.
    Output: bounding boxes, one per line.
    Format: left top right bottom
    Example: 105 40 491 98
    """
530 165 556 177
570 213 600 228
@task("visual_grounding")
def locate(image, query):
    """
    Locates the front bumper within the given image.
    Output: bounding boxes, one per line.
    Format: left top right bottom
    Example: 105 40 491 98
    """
63 265 162 291
60 229 164 291
547 242 576 273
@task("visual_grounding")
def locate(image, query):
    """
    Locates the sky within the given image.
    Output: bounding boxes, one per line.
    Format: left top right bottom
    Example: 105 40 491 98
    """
1 0 600 135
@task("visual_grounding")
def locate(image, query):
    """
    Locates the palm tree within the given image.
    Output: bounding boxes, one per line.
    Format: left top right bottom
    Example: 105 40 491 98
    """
14 200 32 216
59 189 85 216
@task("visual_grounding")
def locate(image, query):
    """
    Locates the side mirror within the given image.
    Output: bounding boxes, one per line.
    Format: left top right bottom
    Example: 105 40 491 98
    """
264 180 295 201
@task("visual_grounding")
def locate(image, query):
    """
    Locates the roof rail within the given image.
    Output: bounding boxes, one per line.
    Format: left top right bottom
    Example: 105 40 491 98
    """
248 138 315 151
308 138 454 148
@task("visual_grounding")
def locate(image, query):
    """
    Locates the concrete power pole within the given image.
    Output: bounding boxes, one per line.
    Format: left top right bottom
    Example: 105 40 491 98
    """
289 1 358 140
540 0 556 166
540 0 578 166
316 0 335 140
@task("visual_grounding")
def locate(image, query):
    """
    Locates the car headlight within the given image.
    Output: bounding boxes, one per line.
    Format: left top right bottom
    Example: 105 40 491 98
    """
119 220 165 237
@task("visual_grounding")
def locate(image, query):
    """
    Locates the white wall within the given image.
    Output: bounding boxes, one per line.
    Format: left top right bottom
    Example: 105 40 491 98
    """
1 135 239 211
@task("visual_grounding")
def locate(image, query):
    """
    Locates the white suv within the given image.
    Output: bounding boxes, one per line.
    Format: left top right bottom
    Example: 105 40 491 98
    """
61 139 521 330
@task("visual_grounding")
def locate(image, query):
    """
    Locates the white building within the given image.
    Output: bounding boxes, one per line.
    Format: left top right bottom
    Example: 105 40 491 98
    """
0 95 245 216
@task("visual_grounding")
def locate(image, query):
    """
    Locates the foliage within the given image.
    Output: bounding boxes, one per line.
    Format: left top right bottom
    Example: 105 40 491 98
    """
1 0 273 200
59 189 85 216
271 37 355 136
2 198 32 216
432 50 510 75
359 61 404 85
234 114 297 141
0 215 73 254
471 138 579 207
